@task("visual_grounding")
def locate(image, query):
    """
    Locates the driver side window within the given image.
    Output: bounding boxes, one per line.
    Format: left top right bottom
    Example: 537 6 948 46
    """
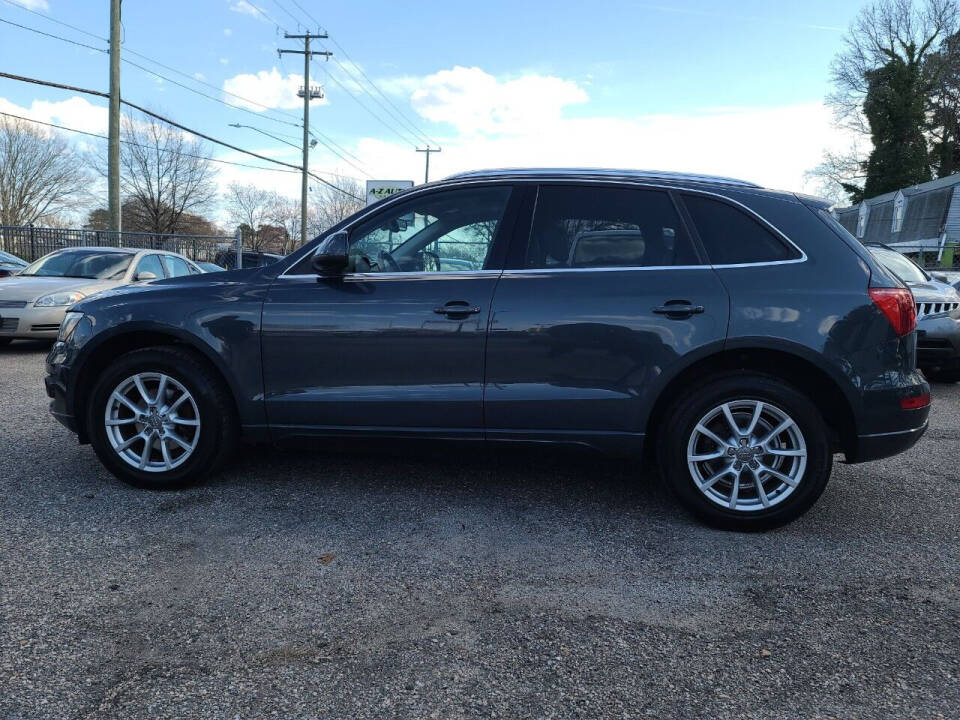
348 185 512 273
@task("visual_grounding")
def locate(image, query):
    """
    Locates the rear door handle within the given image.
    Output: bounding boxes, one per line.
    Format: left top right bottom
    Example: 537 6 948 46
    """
434 301 481 317
652 302 705 318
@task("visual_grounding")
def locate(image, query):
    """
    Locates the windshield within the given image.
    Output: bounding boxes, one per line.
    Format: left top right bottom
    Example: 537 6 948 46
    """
21 250 133 279
0 250 24 264
867 247 929 284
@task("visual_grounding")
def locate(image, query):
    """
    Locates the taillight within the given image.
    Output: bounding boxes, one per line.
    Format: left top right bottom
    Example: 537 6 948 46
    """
900 393 931 410
869 287 917 336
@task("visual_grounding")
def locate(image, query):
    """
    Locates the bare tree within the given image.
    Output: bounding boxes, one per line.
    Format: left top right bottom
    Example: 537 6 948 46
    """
0 116 91 226
107 112 218 235
307 174 364 240
268 195 302 253
805 145 870 203
829 0 959 132
224 182 278 251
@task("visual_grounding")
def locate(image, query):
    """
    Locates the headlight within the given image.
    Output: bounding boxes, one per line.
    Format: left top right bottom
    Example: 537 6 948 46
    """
34 291 86 308
57 311 84 342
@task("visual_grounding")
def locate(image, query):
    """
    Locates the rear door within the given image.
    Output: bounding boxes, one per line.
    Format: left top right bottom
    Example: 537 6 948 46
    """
483 183 730 451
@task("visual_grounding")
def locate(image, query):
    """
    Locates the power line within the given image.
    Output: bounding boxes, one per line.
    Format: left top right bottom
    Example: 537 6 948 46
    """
269 0 304 29
308 128 371 177
315 62 417 148
242 0 283 29
0 9 369 177
0 110 303 175
266 0 438 147
0 71 363 199
323 39 439 147
287 0 320 27
1 4 372 173
0 8 307 130
0 15 104 52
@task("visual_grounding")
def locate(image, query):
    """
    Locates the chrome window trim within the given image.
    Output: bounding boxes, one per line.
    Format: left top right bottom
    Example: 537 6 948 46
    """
277 177 808 280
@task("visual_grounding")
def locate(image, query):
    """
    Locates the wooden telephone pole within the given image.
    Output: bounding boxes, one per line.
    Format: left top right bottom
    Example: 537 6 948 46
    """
278 32 331 242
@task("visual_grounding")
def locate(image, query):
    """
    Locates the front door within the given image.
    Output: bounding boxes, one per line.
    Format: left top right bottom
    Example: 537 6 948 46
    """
262 184 516 437
483 183 730 451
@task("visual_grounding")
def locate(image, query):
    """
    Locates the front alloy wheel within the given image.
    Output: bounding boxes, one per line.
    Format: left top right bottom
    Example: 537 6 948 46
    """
87 346 237 489
104 372 201 472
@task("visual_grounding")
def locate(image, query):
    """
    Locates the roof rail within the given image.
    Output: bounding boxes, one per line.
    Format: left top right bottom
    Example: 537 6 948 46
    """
443 167 761 188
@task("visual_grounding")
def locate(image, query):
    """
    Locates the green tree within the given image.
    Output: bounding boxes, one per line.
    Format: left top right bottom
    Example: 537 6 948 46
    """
862 59 932 197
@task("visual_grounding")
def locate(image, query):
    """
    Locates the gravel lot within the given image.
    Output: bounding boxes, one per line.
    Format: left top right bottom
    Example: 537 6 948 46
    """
1 340 958 719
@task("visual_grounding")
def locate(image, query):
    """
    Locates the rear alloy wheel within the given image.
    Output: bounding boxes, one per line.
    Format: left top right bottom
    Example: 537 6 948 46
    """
87 347 237 489
687 400 807 513
660 374 832 530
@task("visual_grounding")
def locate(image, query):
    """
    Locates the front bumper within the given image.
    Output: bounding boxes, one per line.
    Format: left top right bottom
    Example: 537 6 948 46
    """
916 314 960 371
45 372 79 434
0 305 68 340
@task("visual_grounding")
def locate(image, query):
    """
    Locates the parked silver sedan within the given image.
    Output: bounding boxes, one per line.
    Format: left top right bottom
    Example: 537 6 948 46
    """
0 247 202 345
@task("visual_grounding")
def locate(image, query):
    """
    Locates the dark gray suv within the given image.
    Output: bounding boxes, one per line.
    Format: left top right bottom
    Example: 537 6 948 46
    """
45 169 930 530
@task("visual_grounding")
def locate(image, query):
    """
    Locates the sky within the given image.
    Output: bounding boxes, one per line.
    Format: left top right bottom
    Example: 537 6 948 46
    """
0 0 870 216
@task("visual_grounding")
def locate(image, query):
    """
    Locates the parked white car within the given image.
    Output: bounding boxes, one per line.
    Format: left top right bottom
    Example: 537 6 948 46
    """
0 247 203 344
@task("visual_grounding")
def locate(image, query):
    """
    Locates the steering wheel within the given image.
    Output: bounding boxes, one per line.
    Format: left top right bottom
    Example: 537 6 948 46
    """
378 249 401 272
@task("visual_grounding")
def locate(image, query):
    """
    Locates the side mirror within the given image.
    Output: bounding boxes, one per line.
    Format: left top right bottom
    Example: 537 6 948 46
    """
932 272 949 283
311 231 349 274
136 271 158 281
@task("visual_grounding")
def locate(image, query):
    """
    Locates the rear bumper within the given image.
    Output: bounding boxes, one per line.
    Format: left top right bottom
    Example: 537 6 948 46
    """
847 419 928 463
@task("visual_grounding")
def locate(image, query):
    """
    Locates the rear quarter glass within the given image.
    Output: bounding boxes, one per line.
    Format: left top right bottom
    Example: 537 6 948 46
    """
795 195 903 289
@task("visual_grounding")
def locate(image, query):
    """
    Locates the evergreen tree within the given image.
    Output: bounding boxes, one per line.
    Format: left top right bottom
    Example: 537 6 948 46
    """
862 59 932 197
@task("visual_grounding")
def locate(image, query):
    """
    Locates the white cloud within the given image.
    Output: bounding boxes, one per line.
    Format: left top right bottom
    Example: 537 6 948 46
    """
367 66 857 194
194 72 207 82
348 104 856 197
229 1 267 21
407 66 588 136
219 57 229 66
0 96 109 136
8 0 50 10
222 67 329 110
223 28 233 36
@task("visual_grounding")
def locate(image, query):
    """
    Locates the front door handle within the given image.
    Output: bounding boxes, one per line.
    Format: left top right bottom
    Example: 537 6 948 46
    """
652 301 705 318
434 301 481 317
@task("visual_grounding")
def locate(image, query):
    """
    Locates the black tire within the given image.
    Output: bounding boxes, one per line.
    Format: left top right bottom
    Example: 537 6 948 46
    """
658 373 832 531
86 346 238 490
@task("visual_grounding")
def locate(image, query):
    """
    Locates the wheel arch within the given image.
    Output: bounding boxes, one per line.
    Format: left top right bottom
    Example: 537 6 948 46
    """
70 323 242 442
645 343 859 459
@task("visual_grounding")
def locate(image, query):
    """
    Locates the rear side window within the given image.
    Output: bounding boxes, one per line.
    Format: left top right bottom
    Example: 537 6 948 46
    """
682 194 798 265
161 255 192 277
524 186 700 269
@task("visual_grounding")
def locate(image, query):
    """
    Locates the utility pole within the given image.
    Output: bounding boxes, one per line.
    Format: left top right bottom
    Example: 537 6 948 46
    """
416 147 441 183
108 0 122 233
279 32 331 243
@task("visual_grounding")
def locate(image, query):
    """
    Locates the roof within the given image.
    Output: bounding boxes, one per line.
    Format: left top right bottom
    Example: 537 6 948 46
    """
444 168 761 188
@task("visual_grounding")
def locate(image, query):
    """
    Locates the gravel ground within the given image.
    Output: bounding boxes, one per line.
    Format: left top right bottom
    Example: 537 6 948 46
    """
1 340 958 719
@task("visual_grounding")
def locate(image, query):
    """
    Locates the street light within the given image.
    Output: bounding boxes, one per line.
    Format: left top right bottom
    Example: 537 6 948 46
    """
228 123 301 151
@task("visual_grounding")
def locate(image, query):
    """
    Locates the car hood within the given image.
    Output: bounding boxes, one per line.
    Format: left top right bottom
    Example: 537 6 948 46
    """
905 279 960 304
0 275 122 302
71 266 262 311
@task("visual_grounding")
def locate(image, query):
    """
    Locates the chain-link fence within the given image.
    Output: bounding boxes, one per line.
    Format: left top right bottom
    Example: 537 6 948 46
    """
889 243 960 270
0 225 240 265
